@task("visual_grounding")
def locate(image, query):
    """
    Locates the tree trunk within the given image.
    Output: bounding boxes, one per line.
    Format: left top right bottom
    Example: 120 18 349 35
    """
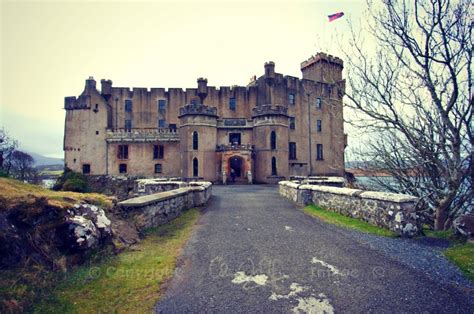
434 203 450 231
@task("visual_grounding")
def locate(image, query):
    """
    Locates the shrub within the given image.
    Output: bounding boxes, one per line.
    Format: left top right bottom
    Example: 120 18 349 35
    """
53 168 89 193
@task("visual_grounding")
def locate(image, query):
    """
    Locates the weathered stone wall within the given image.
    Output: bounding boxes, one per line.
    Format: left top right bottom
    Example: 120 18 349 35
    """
118 182 212 230
279 181 421 237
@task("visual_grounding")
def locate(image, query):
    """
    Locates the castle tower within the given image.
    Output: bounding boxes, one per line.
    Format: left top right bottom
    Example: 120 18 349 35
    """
179 78 218 181
252 105 289 183
300 52 343 83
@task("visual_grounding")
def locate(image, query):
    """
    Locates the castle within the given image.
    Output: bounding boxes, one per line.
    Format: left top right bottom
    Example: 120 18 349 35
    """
63 52 347 184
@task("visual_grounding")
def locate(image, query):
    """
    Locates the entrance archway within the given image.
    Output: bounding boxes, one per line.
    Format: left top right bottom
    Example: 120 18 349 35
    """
229 156 243 178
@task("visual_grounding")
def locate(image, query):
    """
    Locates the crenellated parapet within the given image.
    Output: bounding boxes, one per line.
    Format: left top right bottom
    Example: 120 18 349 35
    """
252 105 289 118
300 52 344 70
105 128 180 143
64 95 91 110
178 103 218 118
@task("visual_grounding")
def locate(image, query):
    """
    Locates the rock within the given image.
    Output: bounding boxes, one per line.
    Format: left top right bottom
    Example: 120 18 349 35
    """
65 203 112 250
109 216 141 252
453 213 474 239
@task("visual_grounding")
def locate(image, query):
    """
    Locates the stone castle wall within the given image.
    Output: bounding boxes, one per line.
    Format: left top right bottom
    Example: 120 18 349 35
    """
279 181 421 237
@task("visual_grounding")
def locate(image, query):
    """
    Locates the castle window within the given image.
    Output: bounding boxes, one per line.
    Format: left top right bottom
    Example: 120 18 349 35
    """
191 99 198 105
271 157 277 176
154 163 162 173
288 93 295 105
315 97 322 109
125 100 133 112
119 163 127 173
229 98 236 111
96 131 99 135
229 133 241 145
316 144 324 160
82 164 91 174
125 119 132 131
193 157 199 177
192 131 199 150
118 145 129 159
289 142 297 160
270 131 277 150
289 117 295 130
158 119 166 128
317 120 322 132
158 99 166 111
169 124 177 131
153 145 164 159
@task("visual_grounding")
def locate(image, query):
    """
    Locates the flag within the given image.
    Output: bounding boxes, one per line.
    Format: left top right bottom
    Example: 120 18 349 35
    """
328 12 344 22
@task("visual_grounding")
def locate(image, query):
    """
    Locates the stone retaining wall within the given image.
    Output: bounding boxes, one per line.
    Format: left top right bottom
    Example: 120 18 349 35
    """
118 182 212 230
279 181 421 237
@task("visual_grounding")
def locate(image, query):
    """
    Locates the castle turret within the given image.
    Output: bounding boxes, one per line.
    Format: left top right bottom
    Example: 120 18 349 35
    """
300 53 343 83
252 105 289 183
179 103 218 181
101 79 113 100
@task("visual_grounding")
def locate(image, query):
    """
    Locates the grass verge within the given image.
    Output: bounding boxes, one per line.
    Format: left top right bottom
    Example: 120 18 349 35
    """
303 204 398 238
33 208 201 312
444 243 474 282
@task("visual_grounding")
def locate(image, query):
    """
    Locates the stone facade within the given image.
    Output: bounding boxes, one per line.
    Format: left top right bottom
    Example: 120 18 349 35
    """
279 181 421 237
64 52 347 183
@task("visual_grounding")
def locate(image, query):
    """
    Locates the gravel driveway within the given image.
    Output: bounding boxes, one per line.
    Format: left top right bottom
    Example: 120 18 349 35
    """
156 185 474 313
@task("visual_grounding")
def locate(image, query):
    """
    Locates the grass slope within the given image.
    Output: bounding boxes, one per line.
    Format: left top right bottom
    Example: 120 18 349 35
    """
445 243 474 282
304 204 398 237
34 208 201 312
0 177 112 209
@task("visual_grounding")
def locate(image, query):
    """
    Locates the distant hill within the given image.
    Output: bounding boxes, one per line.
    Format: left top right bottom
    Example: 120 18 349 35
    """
27 151 64 166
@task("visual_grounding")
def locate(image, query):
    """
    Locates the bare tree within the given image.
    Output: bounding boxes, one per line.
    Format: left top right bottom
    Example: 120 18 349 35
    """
10 150 35 181
344 0 472 230
0 128 18 175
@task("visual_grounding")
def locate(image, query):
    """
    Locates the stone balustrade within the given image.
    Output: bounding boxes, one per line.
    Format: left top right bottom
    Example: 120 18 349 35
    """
279 181 421 237
106 128 180 143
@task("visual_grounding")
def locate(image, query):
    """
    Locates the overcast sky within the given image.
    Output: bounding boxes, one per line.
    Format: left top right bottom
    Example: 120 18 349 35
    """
1 0 366 158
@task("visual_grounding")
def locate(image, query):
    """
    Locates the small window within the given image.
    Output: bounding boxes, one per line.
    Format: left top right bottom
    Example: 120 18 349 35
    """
118 145 129 159
271 157 277 176
191 99 198 105
193 157 199 177
119 163 127 173
169 124 177 131
229 98 236 111
158 119 166 128
288 93 295 105
315 97 322 109
82 164 91 174
158 99 166 111
192 131 199 150
154 163 162 173
316 144 324 160
96 131 99 135
153 145 164 159
270 131 276 150
289 117 295 130
289 142 297 160
125 100 133 112
317 120 322 132
125 119 132 131
229 133 241 145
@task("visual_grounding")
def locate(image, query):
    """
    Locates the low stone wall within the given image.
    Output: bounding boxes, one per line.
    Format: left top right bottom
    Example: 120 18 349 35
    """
136 178 186 195
118 182 212 230
279 181 421 237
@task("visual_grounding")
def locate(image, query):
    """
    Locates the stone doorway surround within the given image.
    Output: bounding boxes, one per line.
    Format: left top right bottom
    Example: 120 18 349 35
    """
217 145 253 184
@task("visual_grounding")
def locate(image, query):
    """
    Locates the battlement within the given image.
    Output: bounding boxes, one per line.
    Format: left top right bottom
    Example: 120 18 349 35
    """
64 95 91 110
252 105 289 118
178 103 218 118
300 52 343 70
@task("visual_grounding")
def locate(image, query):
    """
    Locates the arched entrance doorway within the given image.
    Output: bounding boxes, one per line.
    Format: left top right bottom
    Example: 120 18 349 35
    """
229 156 243 178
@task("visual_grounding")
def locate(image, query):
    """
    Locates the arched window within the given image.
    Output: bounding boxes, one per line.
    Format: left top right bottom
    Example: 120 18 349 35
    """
193 157 199 177
270 131 276 150
271 157 277 176
192 131 199 150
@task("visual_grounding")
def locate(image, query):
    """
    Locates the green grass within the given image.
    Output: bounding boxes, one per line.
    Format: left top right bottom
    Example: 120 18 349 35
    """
32 208 201 313
423 228 454 240
304 204 398 238
445 243 474 282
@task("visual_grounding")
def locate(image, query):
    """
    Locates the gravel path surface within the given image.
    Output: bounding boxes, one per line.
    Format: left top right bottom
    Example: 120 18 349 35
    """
156 185 474 313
